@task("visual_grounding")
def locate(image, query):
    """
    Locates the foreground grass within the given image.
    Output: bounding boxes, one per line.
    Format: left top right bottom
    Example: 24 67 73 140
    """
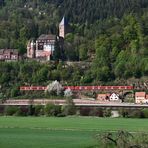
0 128 96 148
0 117 148 148
0 116 148 131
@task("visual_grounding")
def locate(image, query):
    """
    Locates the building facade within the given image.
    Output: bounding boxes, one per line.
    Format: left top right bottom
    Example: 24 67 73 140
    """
97 94 109 101
0 49 21 61
27 17 65 61
109 93 120 101
135 92 148 104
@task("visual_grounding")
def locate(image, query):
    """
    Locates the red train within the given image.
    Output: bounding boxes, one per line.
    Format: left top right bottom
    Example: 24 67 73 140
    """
20 85 133 91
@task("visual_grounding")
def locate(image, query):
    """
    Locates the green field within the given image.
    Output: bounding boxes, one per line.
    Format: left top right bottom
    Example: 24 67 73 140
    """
0 117 148 148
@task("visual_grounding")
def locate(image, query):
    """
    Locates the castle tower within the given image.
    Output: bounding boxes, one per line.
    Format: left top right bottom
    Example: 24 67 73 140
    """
59 17 65 38
27 40 36 58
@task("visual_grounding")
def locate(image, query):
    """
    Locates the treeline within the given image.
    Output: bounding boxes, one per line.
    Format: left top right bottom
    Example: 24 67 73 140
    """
1 101 75 117
65 14 148 81
0 61 90 98
1 104 148 119
91 14 148 81
58 0 148 23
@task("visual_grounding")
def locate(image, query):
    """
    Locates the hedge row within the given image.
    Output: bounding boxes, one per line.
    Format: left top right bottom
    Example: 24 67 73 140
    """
0 105 148 118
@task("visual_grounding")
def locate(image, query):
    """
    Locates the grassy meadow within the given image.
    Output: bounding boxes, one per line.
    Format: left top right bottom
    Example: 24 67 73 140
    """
0 117 148 148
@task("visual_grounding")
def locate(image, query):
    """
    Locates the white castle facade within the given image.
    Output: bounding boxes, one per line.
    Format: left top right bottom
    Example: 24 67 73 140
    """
27 17 66 60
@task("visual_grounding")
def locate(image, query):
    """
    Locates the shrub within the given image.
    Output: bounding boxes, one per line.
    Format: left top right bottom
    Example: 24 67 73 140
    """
89 108 103 117
52 105 62 116
44 103 61 116
34 105 44 116
27 105 35 116
4 106 18 116
15 106 28 116
128 110 141 118
103 109 111 117
96 131 148 148
118 109 129 117
79 107 91 116
62 98 76 116
141 109 148 118
10 87 20 98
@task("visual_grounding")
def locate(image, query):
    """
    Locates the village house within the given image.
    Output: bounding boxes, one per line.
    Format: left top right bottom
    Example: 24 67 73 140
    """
135 92 148 104
27 17 66 61
97 94 109 101
0 49 21 61
97 93 120 102
109 93 120 101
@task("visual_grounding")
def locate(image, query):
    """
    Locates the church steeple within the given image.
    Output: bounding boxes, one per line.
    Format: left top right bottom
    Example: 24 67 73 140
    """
59 17 65 38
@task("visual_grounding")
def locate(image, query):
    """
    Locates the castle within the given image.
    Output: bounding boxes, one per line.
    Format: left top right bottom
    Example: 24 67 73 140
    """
27 17 66 61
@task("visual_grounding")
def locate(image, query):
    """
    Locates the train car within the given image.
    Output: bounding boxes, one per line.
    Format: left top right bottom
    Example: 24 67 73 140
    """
20 86 47 91
20 85 134 91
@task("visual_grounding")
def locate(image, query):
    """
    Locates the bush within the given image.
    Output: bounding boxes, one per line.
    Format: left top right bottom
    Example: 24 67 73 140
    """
89 108 103 117
4 106 18 116
53 105 62 116
103 109 111 117
62 98 76 116
128 110 141 118
44 103 61 116
10 87 20 98
141 109 148 118
56 112 66 117
34 105 44 116
118 109 129 117
79 107 91 116
96 130 148 148
27 105 35 116
15 107 28 116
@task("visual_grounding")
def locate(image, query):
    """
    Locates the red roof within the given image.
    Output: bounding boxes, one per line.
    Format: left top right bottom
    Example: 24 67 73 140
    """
37 34 56 40
135 92 146 97
97 94 110 100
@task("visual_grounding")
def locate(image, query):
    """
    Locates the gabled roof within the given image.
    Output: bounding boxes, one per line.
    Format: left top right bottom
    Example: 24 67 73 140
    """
97 94 109 97
110 93 119 97
37 34 56 40
0 49 18 54
135 92 146 97
97 94 110 100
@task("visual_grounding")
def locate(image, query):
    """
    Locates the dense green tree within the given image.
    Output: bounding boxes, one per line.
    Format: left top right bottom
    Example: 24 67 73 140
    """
79 44 88 60
62 98 76 116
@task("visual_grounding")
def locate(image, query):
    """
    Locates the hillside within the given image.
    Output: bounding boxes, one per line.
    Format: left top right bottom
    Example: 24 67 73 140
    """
0 0 147 98
58 0 148 23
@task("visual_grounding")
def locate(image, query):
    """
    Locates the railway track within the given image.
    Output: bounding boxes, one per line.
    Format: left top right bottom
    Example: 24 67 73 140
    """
1 99 148 108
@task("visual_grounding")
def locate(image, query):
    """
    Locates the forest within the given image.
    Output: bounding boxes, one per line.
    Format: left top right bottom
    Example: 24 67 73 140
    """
0 0 147 98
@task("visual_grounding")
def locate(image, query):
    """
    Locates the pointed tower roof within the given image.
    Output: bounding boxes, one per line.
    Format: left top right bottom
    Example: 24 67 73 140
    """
60 17 65 26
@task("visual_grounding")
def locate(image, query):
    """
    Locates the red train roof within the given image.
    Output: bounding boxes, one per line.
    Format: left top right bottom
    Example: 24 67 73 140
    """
20 86 133 91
